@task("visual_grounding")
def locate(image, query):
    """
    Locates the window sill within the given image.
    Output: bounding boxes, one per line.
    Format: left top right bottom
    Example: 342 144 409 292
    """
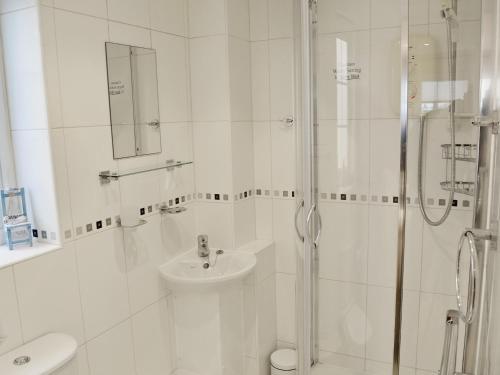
0 242 62 270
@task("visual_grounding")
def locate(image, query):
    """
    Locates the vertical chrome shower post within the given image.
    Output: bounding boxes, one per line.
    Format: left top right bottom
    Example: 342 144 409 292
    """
462 0 500 373
393 1 409 375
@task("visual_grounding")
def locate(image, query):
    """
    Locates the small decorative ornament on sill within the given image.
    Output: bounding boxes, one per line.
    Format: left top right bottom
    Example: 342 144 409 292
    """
1 188 33 250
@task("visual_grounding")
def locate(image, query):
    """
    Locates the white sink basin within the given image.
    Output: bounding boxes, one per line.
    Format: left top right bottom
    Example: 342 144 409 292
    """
159 249 256 292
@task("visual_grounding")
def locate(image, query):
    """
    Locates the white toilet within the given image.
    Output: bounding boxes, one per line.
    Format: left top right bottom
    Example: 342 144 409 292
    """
271 348 297 375
0 333 77 374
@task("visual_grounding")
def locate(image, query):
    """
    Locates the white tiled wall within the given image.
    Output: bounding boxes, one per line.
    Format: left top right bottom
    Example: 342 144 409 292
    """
0 0 273 374
0 1 195 374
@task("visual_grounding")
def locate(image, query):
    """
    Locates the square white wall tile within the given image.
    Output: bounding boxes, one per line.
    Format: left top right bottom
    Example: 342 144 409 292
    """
272 199 296 274
107 0 150 27
370 27 400 119
193 122 233 193
195 202 234 249
109 21 152 48
0 0 38 13
0 267 23 356
153 32 191 123
369 119 400 197
365 286 419 368
75 229 130 339
371 0 429 29
257 274 277 374
54 0 107 18
421 208 473 295
271 122 296 191
86 320 136 375
227 0 250 40
233 198 256 247
249 0 268 41
255 197 273 239
64 126 121 229
232 122 254 192
276 273 295 344
119 171 161 220
317 31 370 120
368 205 423 290
253 122 272 189
317 119 370 194
13 245 85 344
124 215 169 313
39 6 63 128
318 279 366 357
54 10 110 127
269 38 294 121
131 299 175 375
318 202 368 283
317 0 369 34
229 37 252 121
1 8 48 130
150 0 187 36
12 129 60 240
268 0 292 39
189 36 230 121
251 41 270 121
188 0 226 37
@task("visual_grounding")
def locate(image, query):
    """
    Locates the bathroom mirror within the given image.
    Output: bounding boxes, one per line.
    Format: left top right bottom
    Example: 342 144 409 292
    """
105 42 161 159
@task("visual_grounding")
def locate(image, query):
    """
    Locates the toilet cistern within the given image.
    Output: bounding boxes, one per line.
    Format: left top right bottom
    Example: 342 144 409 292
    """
197 234 210 257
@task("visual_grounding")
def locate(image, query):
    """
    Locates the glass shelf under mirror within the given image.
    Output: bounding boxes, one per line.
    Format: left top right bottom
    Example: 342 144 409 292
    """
99 159 193 183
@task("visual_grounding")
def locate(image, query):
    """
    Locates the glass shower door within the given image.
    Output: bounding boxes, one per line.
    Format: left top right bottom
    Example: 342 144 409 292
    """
297 0 405 374
296 0 488 374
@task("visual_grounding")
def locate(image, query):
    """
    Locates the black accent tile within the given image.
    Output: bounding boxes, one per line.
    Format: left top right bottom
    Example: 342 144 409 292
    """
393 196 398 203
175 197 180 204
215 193 220 200
452 199 458 207
140 208 145 215
292 191 295 198
341 194 347 201
244 191 248 198
32 229 38 238
96 220 103 229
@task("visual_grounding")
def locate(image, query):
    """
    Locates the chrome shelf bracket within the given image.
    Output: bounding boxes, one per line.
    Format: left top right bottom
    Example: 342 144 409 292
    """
472 114 500 134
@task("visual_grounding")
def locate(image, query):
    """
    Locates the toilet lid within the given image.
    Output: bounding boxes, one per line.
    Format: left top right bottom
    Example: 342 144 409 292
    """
271 349 297 371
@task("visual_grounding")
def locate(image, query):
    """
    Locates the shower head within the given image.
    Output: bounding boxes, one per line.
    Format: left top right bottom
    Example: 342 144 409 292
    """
441 0 458 21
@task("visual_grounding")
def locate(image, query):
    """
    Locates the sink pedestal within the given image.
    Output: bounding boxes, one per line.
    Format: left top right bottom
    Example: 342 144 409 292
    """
172 284 245 375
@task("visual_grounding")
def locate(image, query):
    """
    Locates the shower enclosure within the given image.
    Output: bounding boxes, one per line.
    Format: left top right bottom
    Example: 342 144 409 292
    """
294 0 500 374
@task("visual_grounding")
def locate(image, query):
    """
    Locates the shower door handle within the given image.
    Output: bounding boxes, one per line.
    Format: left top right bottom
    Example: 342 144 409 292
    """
294 199 305 243
306 204 322 248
